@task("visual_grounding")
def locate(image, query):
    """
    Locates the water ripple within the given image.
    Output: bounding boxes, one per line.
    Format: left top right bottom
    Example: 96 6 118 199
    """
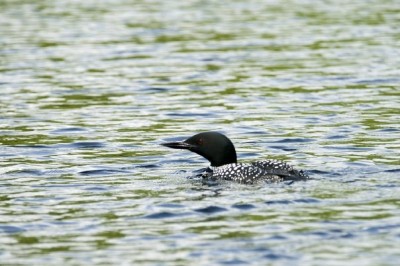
1 0 399 265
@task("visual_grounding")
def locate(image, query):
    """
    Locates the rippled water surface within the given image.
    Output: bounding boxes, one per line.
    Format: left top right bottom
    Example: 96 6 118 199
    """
1 0 400 265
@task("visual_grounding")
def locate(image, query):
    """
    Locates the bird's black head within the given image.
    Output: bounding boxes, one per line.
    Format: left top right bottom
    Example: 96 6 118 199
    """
161 131 237 167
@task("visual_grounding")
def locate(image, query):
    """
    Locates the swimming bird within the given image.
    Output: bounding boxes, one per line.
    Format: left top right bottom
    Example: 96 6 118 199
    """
161 131 308 184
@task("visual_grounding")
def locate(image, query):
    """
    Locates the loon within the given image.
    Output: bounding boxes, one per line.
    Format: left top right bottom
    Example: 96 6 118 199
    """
161 131 308 184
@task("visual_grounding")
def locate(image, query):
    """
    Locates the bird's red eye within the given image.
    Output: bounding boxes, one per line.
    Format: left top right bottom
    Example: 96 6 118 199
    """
197 138 204 145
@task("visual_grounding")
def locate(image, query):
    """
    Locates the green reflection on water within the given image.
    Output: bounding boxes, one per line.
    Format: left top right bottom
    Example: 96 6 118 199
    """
1 0 399 264
16 235 40 245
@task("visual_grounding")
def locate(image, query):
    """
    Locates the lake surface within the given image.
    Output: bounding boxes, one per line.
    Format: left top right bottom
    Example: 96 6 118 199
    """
1 0 400 265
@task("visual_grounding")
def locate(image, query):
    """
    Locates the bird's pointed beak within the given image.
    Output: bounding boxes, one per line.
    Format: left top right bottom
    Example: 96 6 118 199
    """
161 141 194 150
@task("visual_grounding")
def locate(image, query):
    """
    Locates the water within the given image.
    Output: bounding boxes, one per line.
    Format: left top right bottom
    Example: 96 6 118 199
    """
1 0 400 265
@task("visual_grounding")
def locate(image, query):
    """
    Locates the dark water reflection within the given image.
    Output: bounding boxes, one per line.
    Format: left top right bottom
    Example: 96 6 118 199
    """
1 0 400 265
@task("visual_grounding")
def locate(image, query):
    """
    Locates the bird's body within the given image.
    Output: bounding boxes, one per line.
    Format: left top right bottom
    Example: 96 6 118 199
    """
161 132 308 184
209 160 307 184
